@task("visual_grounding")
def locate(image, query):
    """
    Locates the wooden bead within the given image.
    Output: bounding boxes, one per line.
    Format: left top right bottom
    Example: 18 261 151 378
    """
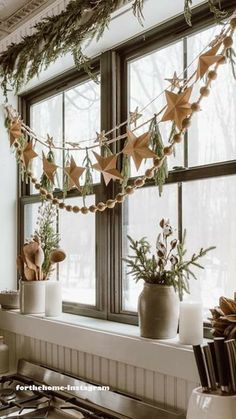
46 193 53 200
17 150 22 157
72 206 80 213
89 205 97 213
106 199 116 208
97 202 106 212
66 204 72 212
200 86 210 97
173 133 182 143
191 102 200 112
223 36 233 48
164 146 173 156
182 118 191 129
35 183 41 190
59 202 65 209
52 198 59 205
145 169 154 179
40 188 47 196
208 70 217 80
125 186 134 194
13 141 19 148
230 17 236 29
81 206 89 214
134 178 145 187
154 158 163 168
31 177 37 184
116 193 125 203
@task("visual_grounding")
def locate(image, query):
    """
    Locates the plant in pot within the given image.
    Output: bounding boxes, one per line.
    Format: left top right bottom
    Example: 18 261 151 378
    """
17 202 66 314
123 218 215 339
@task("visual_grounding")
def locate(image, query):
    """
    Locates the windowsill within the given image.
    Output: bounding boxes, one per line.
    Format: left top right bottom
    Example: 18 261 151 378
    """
0 309 200 383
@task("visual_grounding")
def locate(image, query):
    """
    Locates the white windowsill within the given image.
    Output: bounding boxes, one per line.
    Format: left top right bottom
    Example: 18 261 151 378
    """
0 309 200 382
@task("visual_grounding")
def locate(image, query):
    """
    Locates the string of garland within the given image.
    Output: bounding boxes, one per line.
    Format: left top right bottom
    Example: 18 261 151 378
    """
0 0 229 99
184 0 227 26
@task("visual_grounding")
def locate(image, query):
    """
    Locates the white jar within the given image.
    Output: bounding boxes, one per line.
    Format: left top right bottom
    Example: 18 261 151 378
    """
20 281 46 314
45 281 62 317
0 336 9 374
187 387 236 419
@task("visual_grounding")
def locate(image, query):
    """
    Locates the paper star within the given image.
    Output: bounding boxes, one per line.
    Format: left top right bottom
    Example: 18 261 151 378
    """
95 130 107 146
9 119 22 146
122 129 156 171
165 72 184 91
196 44 223 80
161 87 193 130
129 107 142 127
45 134 55 149
92 152 122 186
22 140 38 168
42 152 58 184
64 156 85 191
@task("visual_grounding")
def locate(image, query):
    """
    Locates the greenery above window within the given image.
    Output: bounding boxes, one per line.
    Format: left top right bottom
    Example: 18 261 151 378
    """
0 0 227 98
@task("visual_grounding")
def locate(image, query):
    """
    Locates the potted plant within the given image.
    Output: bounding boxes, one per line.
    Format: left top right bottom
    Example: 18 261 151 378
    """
17 202 66 314
123 218 215 339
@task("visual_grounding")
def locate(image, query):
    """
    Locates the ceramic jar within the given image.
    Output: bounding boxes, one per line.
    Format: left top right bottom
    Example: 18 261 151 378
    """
0 336 9 374
138 284 179 339
20 281 46 314
187 387 236 419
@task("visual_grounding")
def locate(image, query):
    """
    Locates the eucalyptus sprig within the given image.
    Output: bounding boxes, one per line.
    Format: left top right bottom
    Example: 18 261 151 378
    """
123 218 216 300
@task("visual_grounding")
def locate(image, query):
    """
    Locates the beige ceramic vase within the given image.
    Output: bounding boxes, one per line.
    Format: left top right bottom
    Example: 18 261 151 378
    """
138 284 179 339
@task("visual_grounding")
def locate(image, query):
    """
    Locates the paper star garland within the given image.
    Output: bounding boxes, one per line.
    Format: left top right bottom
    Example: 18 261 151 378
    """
161 87 193 130
96 130 107 146
64 156 85 191
165 72 184 91
92 152 123 186
196 44 223 80
123 129 156 171
9 119 22 146
42 152 58 184
129 107 142 127
22 140 38 168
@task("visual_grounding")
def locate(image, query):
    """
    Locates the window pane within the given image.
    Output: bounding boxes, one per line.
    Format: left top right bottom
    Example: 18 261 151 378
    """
182 176 236 314
122 184 178 311
128 41 184 175
188 28 236 166
30 94 63 188
58 195 96 306
24 202 40 240
65 79 100 184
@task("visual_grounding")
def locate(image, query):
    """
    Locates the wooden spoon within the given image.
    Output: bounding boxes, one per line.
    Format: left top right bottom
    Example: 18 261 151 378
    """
50 249 66 264
24 266 35 281
23 241 39 280
35 243 45 280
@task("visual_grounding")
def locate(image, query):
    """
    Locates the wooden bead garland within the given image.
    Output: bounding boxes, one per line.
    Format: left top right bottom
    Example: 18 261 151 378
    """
125 186 134 195
191 102 200 112
164 146 173 156
106 199 116 208
134 178 145 187
182 118 191 129
89 205 97 213
230 18 236 29
223 36 233 48
72 206 80 213
200 86 210 97
81 206 89 214
208 70 217 80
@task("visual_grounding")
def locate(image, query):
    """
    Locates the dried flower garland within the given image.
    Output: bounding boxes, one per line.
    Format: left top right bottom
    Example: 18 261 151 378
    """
5 15 236 215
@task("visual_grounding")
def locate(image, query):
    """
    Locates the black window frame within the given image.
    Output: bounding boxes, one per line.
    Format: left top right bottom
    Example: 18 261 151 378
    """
18 0 236 326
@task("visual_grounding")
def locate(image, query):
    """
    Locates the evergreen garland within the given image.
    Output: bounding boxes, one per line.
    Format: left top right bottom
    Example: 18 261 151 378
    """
150 116 168 197
184 0 227 26
0 0 144 97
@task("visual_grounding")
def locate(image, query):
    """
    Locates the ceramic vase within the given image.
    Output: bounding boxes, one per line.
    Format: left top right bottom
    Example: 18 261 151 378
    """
20 280 46 314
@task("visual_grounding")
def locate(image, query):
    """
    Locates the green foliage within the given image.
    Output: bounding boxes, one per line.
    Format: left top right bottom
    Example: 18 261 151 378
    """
0 0 144 97
120 154 130 190
82 147 94 205
184 0 227 26
34 202 60 278
123 218 216 300
150 116 168 196
40 149 57 192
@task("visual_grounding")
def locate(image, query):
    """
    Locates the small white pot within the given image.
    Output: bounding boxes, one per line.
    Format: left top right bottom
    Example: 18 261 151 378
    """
187 387 236 419
20 281 46 314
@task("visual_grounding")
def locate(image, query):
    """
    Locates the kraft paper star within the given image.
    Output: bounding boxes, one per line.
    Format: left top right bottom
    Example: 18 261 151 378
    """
22 140 38 168
129 107 142 127
45 134 55 149
42 152 58 184
161 87 193 130
92 152 123 186
122 129 156 171
165 72 184 91
64 156 85 191
9 119 22 146
196 44 223 80
95 130 107 146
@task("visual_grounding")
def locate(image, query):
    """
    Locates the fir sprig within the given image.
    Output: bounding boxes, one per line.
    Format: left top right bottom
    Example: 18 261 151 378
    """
184 0 227 27
123 218 215 300
150 116 168 196
82 147 94 205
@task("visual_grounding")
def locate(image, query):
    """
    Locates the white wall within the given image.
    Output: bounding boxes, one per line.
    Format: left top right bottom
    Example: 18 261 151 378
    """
0 92 17 290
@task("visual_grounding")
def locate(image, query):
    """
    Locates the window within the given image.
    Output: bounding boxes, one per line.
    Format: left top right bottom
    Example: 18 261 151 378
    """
19 6 236 323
